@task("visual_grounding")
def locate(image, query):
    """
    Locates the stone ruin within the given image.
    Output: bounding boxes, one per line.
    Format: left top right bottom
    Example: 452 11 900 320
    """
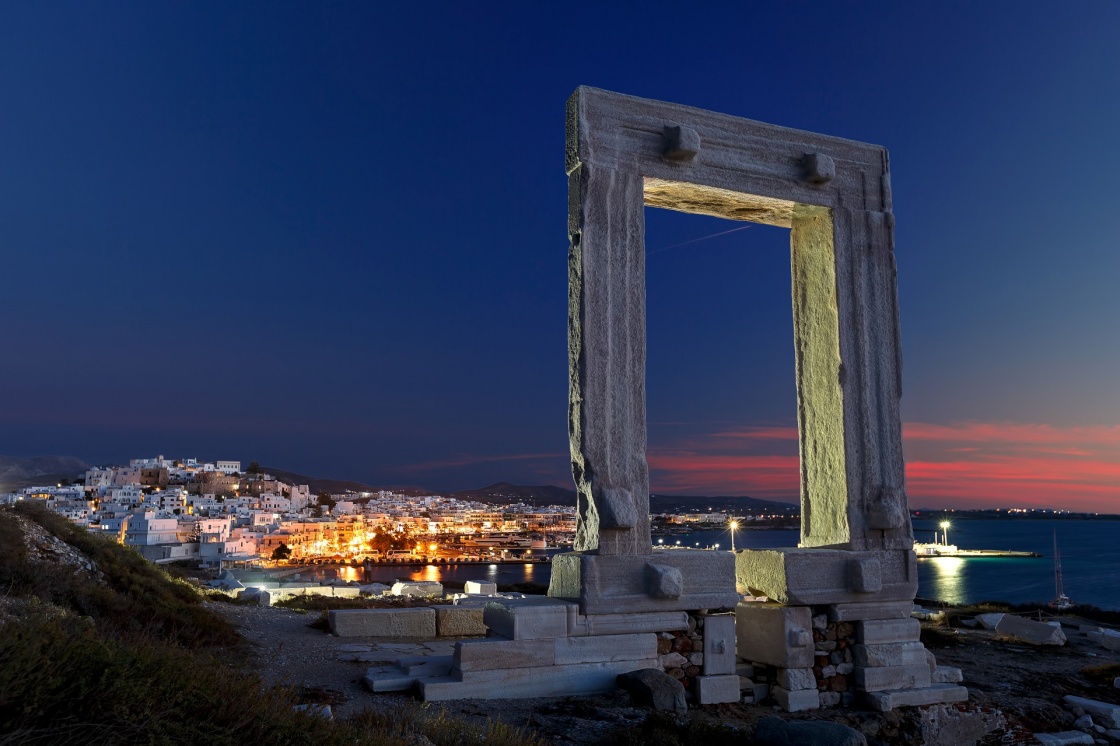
360 87 968 712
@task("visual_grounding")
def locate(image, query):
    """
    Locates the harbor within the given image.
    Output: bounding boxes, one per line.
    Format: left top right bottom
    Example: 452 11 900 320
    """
913 520 1042 558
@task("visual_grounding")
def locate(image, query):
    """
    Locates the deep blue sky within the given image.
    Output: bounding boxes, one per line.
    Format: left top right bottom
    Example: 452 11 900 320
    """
3 3 1118 508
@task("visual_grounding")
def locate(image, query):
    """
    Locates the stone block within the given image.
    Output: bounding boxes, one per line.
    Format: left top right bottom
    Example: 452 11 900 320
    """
752 682 770 702
863 684 968 712
435 606 486 637
483 597 575 640
391 581 443 598
695 674 741 705
975 613 1004 630
1100 629 1120 652
853 663 932 692
1063 696 1120 728
827 601 914 622
1034 732 1094 746
995 614 1067 645
933 666 963 683
422 657 661 701
851 641 928 668
702 614 736 675
555 633 657 666
735 602 814 668
776 667 816 691
736 548 916 605
570 610 689 637
329 608 436 638
464 580 497 595
856 617 920 644
772 685 820 712
548 550 738 614
453 638 555 672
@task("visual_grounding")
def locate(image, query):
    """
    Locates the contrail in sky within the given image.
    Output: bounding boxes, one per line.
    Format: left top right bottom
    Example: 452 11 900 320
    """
647 224 753 255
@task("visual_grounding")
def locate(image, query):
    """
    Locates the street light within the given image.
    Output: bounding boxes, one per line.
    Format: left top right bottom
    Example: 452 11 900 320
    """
939 521 951 546
729 520 739 552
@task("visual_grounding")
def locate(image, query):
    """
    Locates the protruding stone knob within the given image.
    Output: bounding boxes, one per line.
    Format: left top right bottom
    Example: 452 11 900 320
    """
663 124 700 163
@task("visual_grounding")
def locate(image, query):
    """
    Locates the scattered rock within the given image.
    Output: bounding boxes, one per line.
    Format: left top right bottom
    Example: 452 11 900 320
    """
1064 697 1120 729
753 716 867 746
1075 715 1095 732
293 703 333 719
1034 732 1094 746
995 614 1067 646
617 668 687 715
975 613 1005 630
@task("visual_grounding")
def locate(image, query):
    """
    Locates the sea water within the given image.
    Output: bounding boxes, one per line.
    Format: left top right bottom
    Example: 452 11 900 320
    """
309 518 1120 610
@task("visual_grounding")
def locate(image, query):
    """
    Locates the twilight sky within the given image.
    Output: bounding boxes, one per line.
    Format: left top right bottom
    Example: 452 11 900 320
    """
2 3 1118 511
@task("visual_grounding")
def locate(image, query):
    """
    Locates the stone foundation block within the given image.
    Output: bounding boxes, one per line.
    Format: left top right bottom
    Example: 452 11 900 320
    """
864 684 968 712
422 657 660 701
329 608 436 638
483 596 576 640
736 548 916 605
454 638 556 672
702 614 736 675
735 602 814 668
435 606 486 637
851 641 928 668
464 581 497 595
695 674 741 705
548 550 738 614
853 663 932 692
856 617 920 644
570 610 689 637
556 633 657 666
776 667 816 691
772 685 820 712
827 600 914 622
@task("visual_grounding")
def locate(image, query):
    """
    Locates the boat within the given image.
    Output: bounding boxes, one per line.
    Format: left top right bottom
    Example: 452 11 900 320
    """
1048 530 1074 611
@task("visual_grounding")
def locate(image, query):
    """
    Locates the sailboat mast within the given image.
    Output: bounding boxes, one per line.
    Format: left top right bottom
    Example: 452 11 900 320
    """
1053 530 1064 598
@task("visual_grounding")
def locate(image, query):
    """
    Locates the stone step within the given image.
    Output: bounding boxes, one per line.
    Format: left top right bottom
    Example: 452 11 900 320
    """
363 670 418 693
863 684 968 712
421 657 660 701
403 655 454 677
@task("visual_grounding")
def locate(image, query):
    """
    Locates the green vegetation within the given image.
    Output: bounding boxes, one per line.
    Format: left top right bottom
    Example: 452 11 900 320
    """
1081 661 1120 685
0 505 544 746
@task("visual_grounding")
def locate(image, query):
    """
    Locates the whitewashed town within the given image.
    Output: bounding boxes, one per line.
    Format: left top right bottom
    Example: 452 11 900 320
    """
0 455 773 570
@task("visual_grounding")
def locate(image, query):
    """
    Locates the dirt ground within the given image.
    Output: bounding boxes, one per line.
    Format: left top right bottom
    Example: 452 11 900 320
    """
207 602 1120 745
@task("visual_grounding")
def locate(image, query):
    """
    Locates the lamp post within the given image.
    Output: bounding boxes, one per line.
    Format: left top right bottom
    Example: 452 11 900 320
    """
939 521 951 546
729 519 739 552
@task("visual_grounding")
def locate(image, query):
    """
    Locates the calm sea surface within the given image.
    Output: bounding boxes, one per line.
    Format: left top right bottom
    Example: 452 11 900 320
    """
307 519 1120 611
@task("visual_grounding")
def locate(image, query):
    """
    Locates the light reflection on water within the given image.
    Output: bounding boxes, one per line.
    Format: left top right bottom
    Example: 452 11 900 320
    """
925 556 965 604
292 521 1120 609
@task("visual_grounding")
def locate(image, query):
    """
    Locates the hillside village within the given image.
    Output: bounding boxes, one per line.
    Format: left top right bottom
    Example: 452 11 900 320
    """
0 455 778 569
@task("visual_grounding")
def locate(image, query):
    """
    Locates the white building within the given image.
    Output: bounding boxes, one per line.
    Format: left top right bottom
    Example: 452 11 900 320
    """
124 511 180 546
215 460 241 475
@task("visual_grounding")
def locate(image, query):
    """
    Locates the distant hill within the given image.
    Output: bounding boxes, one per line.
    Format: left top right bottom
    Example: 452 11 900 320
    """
449 481 798 513
262 468 799 514
649 493 797 514
261 466 431 497
452 482 577 506
0 455 90 491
